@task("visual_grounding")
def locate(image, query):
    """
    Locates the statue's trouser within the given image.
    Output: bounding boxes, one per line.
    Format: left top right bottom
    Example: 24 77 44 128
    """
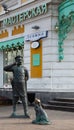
12 94 28 115
21 95 28 115
12 81 28 115
12 96 19 113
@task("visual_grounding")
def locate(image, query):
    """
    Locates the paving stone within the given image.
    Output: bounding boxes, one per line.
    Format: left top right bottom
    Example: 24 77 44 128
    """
0 104 74 130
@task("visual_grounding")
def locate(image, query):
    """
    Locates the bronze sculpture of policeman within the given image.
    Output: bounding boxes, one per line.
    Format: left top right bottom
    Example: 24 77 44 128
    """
4 55 30 118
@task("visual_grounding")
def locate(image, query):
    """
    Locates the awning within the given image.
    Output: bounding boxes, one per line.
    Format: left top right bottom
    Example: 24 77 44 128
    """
0 37 24 50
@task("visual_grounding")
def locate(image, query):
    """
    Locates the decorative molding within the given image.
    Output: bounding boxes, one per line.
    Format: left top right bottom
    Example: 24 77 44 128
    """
12 25 24 35
0 29 8 38
58 0 74 61
58 11 74 61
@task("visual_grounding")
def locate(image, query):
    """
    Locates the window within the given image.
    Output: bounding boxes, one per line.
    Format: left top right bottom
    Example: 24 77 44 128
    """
3 48 23 84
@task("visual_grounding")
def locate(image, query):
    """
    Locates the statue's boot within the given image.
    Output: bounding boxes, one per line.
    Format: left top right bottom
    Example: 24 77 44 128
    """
10 112 17 117
10 100 17 117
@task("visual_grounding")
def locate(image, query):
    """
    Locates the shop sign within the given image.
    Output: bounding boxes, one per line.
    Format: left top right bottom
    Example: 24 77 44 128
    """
24 31 48 41
3 3 47 26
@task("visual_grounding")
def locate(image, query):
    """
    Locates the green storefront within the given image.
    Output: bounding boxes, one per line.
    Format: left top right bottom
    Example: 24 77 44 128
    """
0 37 24 85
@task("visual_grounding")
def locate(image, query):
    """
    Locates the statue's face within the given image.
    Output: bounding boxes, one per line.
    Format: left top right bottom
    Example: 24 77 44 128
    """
16 57 23 65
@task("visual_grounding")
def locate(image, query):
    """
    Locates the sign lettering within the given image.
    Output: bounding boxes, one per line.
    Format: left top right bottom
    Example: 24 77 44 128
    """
24 31 48 41
3 3 48 26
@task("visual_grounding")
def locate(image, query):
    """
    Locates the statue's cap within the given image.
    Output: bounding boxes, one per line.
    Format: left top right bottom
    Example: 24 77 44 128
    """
15 55 23 60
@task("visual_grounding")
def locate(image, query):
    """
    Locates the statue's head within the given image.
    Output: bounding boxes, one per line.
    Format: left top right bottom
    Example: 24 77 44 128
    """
15 55 23 65
34 98 41 106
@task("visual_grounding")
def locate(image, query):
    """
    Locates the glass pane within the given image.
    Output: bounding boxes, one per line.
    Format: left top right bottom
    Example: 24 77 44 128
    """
3 48 23 84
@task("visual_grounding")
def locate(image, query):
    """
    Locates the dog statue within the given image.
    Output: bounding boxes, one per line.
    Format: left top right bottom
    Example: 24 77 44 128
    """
32 98 51 125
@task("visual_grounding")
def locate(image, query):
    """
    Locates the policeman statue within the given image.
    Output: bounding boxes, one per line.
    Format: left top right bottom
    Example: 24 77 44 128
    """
4 55 30 118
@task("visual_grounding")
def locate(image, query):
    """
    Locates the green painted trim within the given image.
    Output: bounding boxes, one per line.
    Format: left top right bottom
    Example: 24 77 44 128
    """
59 0 74 11
58 0 74 61
59 0 74 19
0 37 24 50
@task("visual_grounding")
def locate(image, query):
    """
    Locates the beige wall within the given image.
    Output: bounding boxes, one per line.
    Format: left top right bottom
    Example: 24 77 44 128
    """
21 0 27 3
0 5 3 12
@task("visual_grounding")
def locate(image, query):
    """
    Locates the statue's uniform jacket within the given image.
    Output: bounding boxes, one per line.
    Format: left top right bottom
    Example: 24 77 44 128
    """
4 63 29 97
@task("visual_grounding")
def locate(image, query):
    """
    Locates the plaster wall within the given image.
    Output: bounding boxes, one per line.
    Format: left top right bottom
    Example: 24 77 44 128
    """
24 0 74 93
0 51 3 88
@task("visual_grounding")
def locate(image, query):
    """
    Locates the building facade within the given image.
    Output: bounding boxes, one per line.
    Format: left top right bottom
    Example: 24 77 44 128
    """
0 0 74 103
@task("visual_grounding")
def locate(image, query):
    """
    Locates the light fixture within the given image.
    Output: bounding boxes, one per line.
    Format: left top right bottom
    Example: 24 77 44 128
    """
2 3 9 13
32 25 40 30
55 23 59 32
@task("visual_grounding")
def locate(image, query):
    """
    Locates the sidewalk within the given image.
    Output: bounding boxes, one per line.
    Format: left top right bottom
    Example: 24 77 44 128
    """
0 104 74 130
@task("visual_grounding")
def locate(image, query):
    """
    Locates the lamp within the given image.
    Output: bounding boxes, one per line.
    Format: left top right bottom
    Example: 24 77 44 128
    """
55 23 59 32
2 3 9 13
32 25 40 30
